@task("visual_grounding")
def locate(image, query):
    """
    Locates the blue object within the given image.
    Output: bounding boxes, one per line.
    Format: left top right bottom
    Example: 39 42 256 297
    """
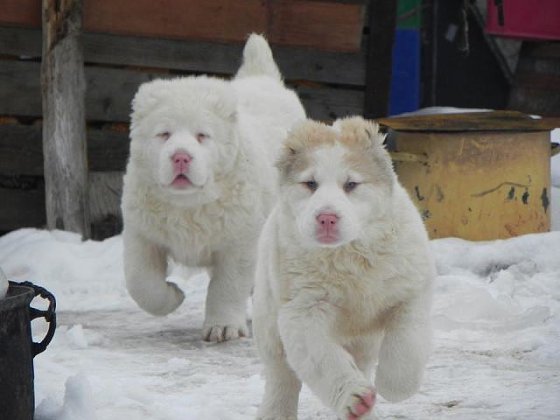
389 29 421 116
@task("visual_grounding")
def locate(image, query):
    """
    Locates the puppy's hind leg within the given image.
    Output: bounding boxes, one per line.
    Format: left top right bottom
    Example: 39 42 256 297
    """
257 354 302 420
123 228 184 316
203 248 253 342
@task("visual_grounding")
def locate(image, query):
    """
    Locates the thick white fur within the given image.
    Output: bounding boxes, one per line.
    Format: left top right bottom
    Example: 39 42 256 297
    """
121 34 305 342
254 118 435 419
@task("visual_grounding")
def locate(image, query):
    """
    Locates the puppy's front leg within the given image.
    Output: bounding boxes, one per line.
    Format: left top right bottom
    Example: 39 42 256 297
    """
375 292 432 402
254 311 302 420
203 248 252 342
123 227 184 315
278 292 376 420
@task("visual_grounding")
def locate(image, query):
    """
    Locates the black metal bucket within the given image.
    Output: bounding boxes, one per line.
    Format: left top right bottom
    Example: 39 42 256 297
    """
0 281 57 420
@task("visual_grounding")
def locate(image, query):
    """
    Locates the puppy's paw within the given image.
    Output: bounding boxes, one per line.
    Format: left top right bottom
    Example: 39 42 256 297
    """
133 281 184 316
202 323 249 343
256 415 297 420
339 385 376 420
375 366 420 403
157 282 185 316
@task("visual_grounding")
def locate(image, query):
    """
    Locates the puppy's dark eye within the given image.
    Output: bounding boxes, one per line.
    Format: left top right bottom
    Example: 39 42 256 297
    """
303 180 318 192
157 131 171 141
196 133 209 143
344 181 359 193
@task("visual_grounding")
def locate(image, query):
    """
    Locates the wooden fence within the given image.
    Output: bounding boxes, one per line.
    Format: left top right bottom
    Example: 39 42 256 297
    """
0 0 398 238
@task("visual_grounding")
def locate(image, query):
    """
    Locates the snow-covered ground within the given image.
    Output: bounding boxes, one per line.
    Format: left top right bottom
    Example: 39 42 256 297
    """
1 226 560 420
0 116 558 420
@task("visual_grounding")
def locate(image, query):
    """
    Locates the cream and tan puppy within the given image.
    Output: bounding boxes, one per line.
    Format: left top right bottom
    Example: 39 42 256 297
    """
121 34 305 342
253 117 435 419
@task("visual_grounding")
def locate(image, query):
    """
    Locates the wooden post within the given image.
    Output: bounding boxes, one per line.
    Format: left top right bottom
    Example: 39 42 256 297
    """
41 0 90 238
364 0 398 118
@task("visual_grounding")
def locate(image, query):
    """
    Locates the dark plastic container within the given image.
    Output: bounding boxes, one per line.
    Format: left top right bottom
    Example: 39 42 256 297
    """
0 282 56 420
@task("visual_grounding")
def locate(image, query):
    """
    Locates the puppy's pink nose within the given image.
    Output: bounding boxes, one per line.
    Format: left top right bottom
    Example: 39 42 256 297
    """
316 213 339 243
172 152 192 173
316 213 338 227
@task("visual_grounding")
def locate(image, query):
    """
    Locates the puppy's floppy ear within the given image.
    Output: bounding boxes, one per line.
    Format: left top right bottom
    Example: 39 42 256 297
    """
130 79 169 122
276 119 332 181
276 144 298 179
275 120 310 179
208 87 238 123
364 120 387 148
334 116 386 148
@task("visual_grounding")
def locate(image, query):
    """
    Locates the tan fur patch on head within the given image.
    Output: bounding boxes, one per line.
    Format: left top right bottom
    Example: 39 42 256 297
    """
277 117 394 185
276 120 337 182
335 116 385 149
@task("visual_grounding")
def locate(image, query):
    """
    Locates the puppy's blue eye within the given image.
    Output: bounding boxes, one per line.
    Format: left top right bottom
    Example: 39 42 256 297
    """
344 181 359 193
303 180 318 192
157 132 171 141
196 133 209 143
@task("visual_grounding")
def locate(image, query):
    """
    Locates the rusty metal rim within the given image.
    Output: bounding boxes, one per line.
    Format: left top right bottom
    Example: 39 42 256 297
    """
377 111 560 132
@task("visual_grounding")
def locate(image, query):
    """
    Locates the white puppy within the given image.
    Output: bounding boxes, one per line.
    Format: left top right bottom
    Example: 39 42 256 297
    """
253 117 435 419
121 34 305 342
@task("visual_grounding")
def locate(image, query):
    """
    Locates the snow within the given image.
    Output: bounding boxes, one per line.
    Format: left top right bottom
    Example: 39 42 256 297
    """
0 109 558 419
0 220 559 419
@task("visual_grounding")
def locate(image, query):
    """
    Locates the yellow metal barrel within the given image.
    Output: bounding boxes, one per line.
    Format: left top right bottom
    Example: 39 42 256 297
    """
378 111 559 241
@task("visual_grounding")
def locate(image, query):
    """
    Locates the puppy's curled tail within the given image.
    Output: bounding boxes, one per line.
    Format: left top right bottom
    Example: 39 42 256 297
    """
235 33 282 81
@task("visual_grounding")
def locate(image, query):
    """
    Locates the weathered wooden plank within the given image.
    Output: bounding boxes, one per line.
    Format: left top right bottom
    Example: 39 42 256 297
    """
0 0 41 29
0 60 41 116
0 184 46 231
1 0 365 52
268 0 365 52
295 86 364 122
0 26 366 86
513 72 560 91
0 59 364 122
0 172 124 237
41 0 90 237
0 26 41 56
83 0 267 46
88 129 130 172
0 124 130 176
508 41 560 117
0 59 150 121
0 124 43 175
523 42 560 60
82 65 154 122
509 87 560 117
89 171 122 223
516 56 560 77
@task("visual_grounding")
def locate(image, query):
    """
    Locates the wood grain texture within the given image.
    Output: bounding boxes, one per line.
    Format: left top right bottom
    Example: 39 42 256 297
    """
0 25 366 86
41 0 90 237
0 172 123 236
89 171 122 222
1 0 365 52
0 185 46 231
0 59 364 122
508 42 560 117
0 124 130 176
0 0 41 28
267 0 365 52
